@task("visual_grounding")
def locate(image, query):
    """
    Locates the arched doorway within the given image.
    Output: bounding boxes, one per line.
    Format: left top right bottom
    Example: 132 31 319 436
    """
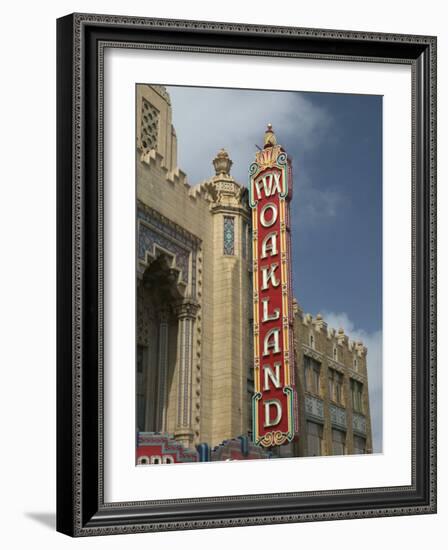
136 254 182 433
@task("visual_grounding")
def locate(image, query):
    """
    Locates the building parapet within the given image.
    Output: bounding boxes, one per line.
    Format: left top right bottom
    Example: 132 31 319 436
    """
300 311 367 357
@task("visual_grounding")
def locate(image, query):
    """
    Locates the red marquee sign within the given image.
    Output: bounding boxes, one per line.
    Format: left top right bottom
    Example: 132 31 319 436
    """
249 125 298 447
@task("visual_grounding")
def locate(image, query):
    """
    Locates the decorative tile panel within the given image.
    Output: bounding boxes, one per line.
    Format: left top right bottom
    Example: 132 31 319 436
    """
137 202 201 294
223 216 235 255
330 404 347 429
139 224 189 283
352 412 367 435
141 98 159 151
137 287 151 346
305 395 324 421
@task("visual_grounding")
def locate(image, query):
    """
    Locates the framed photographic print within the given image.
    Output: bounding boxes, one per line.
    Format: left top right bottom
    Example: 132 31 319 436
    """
56 13 437 536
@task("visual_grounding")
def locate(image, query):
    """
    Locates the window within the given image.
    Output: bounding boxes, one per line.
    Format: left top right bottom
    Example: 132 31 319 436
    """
328 368 344 404
351 379 363 413
332 428 346 455
309 334 315 349
333 345 338 360
353 357 358 371
353 435 366 454
306 421 323 456
304 355 320 395
223 216 235 255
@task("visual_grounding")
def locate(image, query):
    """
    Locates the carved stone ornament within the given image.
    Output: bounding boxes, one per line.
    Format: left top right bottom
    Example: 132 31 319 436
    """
175 298 200 320
212 148 233 175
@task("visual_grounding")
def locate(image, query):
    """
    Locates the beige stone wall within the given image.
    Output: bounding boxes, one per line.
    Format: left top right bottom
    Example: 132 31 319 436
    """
292 304 373 456
208 198 251 446
137 85 178 173
137 85 252 449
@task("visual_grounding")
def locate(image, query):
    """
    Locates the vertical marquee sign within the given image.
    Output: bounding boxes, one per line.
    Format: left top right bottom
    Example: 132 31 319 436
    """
249 125 298 447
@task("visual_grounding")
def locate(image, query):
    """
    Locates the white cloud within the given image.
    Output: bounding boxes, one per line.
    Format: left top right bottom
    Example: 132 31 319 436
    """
166 85 347 228
322 311 383 453
166 85 332 186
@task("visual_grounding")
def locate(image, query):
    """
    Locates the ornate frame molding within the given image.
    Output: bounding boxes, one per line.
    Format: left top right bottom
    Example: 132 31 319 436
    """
57 13 436 536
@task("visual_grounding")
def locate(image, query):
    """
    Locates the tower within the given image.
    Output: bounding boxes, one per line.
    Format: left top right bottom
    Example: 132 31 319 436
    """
206 148 252 446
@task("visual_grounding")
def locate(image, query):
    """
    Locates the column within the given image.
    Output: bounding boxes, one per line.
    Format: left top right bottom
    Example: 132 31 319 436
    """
174 298 199 447
143 303 157 432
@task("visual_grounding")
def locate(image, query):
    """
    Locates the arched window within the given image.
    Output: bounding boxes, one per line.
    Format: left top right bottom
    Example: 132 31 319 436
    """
304 355 321 395
309 334 315 349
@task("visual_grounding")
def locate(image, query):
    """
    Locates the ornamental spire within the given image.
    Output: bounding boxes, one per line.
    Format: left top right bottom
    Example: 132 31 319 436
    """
264 123 277 148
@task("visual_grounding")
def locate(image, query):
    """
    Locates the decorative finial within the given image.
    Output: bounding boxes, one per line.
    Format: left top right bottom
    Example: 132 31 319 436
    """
264 123 277 148
212 148 233 176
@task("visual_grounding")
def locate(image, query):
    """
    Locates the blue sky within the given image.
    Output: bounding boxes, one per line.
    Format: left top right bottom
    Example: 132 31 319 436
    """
165 85 383 452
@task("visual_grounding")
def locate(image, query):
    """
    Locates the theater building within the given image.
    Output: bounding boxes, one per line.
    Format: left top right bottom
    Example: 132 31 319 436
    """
136 84 372 464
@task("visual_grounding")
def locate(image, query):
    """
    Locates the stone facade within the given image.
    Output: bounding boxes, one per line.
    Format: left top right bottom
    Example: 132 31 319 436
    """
136 84 373 457
292 303 373 456
136 85 251 449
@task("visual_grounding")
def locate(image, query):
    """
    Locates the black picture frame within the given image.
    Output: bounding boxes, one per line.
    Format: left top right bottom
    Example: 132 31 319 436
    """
57 13 437 536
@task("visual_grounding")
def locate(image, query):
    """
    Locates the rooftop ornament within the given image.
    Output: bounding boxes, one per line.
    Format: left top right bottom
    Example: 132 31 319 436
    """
264 123 277 148
212 148 233 176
